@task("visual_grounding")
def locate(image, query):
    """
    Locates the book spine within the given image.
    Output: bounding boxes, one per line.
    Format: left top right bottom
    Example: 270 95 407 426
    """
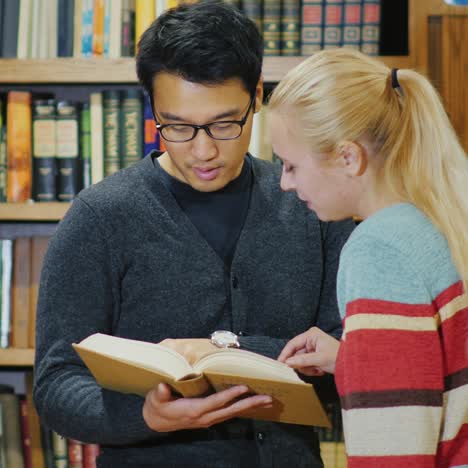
242 0 263 33
7 91 32 203
0 240 13 349
360 0 381 55
29 237 50 349
263 0 281 56
281 0 301 56
301 0 324 55
47 0 59 58
68 440 84 468
25 375 45 468
1 0 20 57
0 393 25 468
11 238 31 349
58 0 75 57
108 0 122 58
83 444 99 468
121 90 143 167
80 104 92 189
51 431 69 468
342 0 362 50
135 0 155 53
92 0 105 56
90 93 104 185
323 0 344 49
142 92 157 157
73 0 83 57
56 101 80 202
17 0 32 59
103 91 121 176
32 99 57 202
121 0 135 56
103 0 111 56
0 99 7 202
20 400 33 468
81 0 94 57
40 426 54 468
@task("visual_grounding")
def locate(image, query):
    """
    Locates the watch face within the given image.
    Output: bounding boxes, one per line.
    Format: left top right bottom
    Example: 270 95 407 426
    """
211 330 239 348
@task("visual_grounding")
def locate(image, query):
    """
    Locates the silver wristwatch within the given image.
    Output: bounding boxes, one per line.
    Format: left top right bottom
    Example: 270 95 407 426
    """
210 330 240 348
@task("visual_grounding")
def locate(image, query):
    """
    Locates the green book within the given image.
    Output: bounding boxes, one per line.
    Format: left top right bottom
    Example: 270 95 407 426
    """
103 90 121 176
80 103 92 189
263 0 281 56
242 0 263 33
120 89 143 168
281 0 301 56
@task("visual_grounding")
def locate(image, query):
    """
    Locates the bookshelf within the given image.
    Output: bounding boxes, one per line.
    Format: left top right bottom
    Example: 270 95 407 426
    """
0 203 70 221
0 55 413 84
0 348 35 366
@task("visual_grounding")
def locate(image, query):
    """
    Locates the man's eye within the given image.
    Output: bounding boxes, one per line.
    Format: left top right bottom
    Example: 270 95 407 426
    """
170 125 192 133
211 122 235 131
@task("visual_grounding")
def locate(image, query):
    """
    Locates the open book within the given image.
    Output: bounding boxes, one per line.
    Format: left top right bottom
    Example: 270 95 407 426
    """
73 333 330 427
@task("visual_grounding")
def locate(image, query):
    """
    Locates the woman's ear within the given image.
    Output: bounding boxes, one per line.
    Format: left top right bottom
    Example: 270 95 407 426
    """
336 141 367 176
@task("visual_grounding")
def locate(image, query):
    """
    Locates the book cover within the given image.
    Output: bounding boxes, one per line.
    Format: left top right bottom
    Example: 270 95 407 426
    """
11 237 31 348
0 99 7 202
92 0 105 56
301 0 324 55
281 0 301 56
121 0 136 57
90 93 104 184
108 0 122 58
81 0 94 57
56 101 80 202
1 0 20 57
17 0 32 59
73 333 331 427
263 0 282 56
52 431 69 468
58 0 75 57
68 439 84 468
25 374 46 468
73 0 83 57
83 444 99 468
19 399 33 468
32 99 57 202
121 89 143 166
6 91 32 203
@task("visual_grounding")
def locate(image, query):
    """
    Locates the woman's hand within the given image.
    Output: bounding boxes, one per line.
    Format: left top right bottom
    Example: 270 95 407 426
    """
278 327 340 375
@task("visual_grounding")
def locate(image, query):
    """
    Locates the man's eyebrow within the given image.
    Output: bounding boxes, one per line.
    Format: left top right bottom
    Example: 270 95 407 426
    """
159 107 241 123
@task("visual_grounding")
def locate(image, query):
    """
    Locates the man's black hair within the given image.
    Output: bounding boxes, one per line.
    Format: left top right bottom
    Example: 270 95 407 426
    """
136 1 263 100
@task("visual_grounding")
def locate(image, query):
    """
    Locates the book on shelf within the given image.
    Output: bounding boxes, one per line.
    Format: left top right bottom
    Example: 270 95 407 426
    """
73 333 331 427
323 0 344 49
342 0 362 50
263 0 282 56
301 0 324 55
361 0 381 55
281 0 301 56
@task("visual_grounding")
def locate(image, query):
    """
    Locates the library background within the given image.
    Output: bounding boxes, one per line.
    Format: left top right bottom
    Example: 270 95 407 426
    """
0 0 467 467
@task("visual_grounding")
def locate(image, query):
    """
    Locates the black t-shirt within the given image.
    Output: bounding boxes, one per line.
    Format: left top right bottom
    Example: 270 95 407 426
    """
155 154 252 269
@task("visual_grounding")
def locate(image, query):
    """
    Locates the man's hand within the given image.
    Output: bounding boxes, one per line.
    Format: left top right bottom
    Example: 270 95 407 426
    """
143 383 273 432
159 338 219 365
277 327 340 375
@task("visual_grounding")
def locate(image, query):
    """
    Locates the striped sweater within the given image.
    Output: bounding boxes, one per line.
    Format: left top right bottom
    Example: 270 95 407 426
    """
335 203 467 468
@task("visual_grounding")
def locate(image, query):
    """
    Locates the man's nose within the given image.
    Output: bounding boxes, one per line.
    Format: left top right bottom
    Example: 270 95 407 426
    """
191 128 218 160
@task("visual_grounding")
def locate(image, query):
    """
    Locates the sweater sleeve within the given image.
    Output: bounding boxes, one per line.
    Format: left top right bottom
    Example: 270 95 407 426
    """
33 198 157 445
336 235 444 468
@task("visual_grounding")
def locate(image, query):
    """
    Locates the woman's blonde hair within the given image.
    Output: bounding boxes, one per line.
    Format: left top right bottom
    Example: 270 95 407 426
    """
269 48 468 289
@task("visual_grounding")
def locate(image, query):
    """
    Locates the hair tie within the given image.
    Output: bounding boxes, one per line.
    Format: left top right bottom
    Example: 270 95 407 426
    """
391 68 400 89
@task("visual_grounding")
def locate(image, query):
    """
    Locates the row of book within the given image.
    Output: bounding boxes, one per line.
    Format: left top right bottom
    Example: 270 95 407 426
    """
0 237 50 350
0 384 99 468
0 89 272 204
0 0 383 59
0 89 166 203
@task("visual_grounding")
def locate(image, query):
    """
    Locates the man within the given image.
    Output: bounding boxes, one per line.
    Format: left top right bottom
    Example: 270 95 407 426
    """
34 3 354 467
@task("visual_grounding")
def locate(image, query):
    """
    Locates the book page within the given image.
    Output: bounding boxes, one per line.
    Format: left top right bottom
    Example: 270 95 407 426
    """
75 333 194 380
193 348 302 383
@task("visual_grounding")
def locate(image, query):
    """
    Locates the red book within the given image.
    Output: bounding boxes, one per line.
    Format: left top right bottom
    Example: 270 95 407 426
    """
83 444 100 468
68 439 84 468
20 399 33 468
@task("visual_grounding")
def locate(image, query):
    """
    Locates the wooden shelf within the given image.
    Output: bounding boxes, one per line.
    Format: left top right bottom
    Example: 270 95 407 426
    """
0 348 35 366
0 202 71 221
0 56 413 84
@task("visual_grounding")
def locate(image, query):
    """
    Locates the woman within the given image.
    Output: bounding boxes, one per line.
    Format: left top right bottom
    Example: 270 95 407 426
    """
269 48 467 467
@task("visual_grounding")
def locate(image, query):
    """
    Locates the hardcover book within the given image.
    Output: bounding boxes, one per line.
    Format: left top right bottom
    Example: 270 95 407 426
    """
73 333 331 427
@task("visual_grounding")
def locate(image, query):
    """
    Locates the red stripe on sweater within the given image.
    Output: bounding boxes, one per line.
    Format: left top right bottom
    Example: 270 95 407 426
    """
437 424 468 468
347 454 436 468
346 298 435 318
440 308 468 375
433 280 464 310
339 329 443 393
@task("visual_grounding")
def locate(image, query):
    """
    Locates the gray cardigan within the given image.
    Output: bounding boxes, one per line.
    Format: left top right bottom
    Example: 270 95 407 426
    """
34 154 354 468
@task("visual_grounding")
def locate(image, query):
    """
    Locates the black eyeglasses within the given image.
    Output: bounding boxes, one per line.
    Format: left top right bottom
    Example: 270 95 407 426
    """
153 95 255 143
